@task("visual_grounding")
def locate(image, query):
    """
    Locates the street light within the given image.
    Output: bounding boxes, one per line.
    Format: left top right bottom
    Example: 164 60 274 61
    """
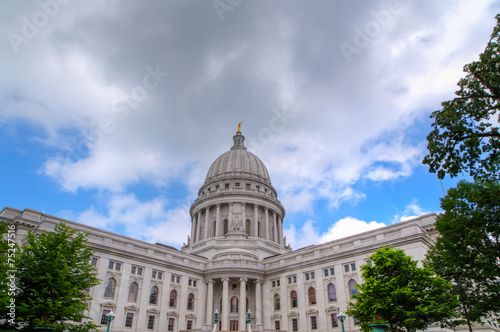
450 271 473 332
247 309 251 325
106 311 116 332
338 312 347 332
214 309 219 324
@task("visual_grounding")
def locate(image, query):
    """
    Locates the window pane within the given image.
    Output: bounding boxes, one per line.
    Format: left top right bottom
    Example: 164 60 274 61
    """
125 313 134 327
100 309 110 325
147 316 155 330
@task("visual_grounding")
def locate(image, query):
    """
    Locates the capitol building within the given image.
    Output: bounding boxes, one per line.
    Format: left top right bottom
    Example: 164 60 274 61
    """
1 130 460 332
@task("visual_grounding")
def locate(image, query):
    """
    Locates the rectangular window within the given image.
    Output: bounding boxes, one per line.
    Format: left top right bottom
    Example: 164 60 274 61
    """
311 272 315 279
288 277 292 284
277 280 280 286
225 183 229 189
292 318 298 332
157 272 163 280
275 321 280 330
272 281 276 287
344 265 350 273
90 257 98 266
311 316 317 330
152 271 156 279
330 267 335 275
293 276 297 283
232 284 237 290
305 273 310 281
246 183 251 189
188 279 192 286
256 185 260 191
366 259 372 266
131 266 143 275
100 309 110 325
193 280 197 287
235 182 240 187
171 275 175 282
187 320 193 330
215 184 220 189
331 313 338 327
168 318 174 331
351 263 356 271
324 269 329 277
108 261 121 271
176 276 181 283
125 313 134 328
147 315 155 330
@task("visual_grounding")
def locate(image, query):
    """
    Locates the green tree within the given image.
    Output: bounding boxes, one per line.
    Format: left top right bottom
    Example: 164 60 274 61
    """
425 180 500 322
347 247 459 332
422 14 500 181
15 223 100 332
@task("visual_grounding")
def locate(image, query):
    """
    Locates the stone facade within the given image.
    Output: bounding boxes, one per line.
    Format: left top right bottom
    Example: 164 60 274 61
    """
2 130 496 332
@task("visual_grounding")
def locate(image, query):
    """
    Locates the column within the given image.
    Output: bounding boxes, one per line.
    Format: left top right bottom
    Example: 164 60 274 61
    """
279 217 283 245
221 278 229 331
190 216 196 243
205 280 214 325
196 211 202 242
216 204 221 237
239 277 248 329
228 203 233 231
242 203 246 234
264 207 269 240
273 211 278 242
204 206 209 239
254 280 262 326
254 205 259 238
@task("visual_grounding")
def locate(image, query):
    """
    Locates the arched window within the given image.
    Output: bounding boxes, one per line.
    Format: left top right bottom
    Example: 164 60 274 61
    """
224 219 229 235
245 219 251 236
149 286 159 305
290 291 298 308
349 279 358 296
308 287 316 305
128 282 138 302
328 284 337 302
231 296 238 313
104 278 115 298
274 294 281 311
169 290 177 307
187 293 195 310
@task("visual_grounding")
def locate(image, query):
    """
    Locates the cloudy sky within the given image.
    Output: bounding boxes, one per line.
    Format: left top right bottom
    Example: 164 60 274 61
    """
1 0 498 249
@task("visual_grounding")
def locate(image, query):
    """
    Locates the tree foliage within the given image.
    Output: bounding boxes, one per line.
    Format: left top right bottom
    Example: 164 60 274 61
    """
348 247 459 332
15 223 100 332
423 14 500 180
425 180 500 322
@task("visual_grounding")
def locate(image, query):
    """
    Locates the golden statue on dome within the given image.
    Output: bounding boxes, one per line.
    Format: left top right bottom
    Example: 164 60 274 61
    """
238 122 242 132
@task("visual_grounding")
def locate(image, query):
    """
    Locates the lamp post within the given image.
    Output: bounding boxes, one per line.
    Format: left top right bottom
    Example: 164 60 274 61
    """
106 311 116 332
338 312 347 332
247 309 251 325
214 309 219 325
450 271 473 332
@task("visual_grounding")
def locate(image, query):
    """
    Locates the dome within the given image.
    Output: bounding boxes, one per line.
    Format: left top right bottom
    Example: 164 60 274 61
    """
204 131 271 185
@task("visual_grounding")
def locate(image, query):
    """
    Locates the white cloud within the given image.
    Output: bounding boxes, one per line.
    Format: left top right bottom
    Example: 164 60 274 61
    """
59 193 192 247
393 199 429 223
1 1 497 221
284 216 387 250
320 217 386 243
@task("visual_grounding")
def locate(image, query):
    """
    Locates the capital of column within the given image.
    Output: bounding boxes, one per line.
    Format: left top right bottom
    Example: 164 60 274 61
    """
221 277 230 283
253 279 263 285
206 279 215 285
239 277 248 283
